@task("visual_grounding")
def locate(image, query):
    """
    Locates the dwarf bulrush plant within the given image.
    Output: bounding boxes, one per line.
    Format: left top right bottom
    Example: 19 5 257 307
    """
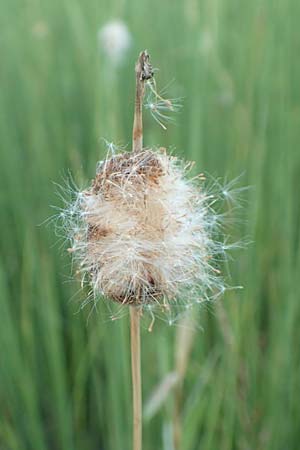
60 51 240 450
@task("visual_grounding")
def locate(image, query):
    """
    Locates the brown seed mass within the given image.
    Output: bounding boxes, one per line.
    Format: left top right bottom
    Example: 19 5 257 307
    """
87 224 110 240
92 150 166 195
85 149 171 305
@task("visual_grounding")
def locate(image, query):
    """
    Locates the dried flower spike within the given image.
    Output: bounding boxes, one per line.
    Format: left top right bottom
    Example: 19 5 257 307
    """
64 52 227 314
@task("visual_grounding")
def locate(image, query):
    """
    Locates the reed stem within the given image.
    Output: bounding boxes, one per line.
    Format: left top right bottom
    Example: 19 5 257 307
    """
130 306 142 450
129 50 153 450
132 50 153 153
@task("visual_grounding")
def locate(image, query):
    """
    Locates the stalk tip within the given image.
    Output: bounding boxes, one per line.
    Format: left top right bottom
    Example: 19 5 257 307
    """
135 50 154 81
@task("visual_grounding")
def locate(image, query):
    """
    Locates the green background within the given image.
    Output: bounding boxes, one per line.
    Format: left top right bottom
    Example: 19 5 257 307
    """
0 0 299 449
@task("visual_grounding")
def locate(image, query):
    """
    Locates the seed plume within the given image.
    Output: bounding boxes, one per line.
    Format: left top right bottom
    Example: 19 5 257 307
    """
61 51 231 319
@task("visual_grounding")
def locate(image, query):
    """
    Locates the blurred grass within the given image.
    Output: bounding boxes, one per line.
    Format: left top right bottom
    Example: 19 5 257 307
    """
0 0 299 449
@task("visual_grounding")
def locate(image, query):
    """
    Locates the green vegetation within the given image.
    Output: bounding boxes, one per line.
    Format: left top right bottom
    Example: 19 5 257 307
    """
0 0 299 449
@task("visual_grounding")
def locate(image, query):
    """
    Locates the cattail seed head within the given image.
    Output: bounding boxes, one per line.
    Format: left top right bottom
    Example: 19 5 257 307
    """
64 147 226 311
58 51 238 321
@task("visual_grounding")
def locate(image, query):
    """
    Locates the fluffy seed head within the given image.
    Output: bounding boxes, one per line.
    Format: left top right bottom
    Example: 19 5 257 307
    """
64 147 227 314
57 51 240 322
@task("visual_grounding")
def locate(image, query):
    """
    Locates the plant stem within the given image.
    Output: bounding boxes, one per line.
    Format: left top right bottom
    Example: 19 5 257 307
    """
132 50 153 153
130 306 142 450
129 50 153 450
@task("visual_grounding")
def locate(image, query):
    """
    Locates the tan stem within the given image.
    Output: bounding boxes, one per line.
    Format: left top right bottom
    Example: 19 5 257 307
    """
132 72 144 153
129 51 153 450
132 50 153 153
130 306 142 450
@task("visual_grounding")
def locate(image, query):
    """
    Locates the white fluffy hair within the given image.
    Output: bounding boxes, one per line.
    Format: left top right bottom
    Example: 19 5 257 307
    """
63 147 228 315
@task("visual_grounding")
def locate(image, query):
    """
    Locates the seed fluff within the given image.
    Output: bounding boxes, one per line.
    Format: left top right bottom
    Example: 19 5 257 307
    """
58 50 239 324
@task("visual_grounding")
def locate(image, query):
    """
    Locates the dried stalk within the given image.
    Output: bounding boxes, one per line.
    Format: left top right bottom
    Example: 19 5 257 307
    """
130 306 142 450
130 50 154 450
132 50 153 153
